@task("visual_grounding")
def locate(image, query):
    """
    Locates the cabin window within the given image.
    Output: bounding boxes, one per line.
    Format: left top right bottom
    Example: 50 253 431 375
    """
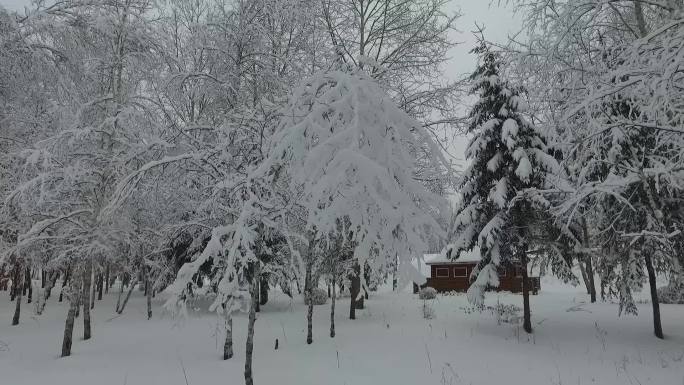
453 266 467 277
499 268 507 277
435 267 450 278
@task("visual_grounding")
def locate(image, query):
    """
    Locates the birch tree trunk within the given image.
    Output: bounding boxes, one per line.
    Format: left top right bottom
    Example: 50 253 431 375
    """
36 271 58 315
244 264 260 385
82 261 92 340
644 253 663 339
59 267 71 303
116 278 138 314
223 308 233 360
578 260 590 294
61 283 79 357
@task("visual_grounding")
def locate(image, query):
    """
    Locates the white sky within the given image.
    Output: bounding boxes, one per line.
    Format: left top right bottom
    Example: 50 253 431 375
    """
0 0 523 166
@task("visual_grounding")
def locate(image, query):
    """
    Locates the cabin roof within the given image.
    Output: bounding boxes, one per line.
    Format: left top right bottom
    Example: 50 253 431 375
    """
424 248 481 265
411 248 481 277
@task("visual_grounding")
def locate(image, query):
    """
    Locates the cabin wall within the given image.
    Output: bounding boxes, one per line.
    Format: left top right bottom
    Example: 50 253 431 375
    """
425 263 539 294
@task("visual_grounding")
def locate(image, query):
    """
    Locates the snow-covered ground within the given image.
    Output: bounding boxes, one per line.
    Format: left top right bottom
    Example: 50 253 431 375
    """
1 279 683 385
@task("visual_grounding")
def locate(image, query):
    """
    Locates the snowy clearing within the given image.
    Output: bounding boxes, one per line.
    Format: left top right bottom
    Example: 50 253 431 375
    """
2 280 683 385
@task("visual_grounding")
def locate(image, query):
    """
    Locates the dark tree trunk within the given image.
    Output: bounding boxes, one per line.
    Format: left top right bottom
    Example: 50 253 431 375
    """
349 269 360 320
82 262 92 340
25 266 32 304
330 277 336 338
12 267 22 325
306 300 314 345
305 262 313 344
223 308 233 360
146 268 152 320
244 265 260 385
581 219 597 303
97 273 103 300
41 270 46 288
104 264 110 294
520 248 532 334
644 253 663 339
61 284 79 357
10 264 19 301
586 256 596 303
259 276 269 306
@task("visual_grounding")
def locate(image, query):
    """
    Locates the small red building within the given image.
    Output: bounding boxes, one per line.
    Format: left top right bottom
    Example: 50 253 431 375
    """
415 251 540 294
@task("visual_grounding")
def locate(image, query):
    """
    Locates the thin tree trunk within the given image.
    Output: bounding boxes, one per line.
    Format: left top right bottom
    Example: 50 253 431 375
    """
10 264 19 301
305 262 313 344
97 273 103 301
330 277 336 338
26 267 33 304
244 265 260 385
223 307 233 360
581 218 597 303
22 266 28 296
644 253 663 339
82 261 92 340
116 278 138 314
12 267 22 325
520 248 532 334
61 284 79 357
306 300 314 344
146 268 152 320
41 270 46 288
586 256 596 303
89 266 95 310
104 264 110 294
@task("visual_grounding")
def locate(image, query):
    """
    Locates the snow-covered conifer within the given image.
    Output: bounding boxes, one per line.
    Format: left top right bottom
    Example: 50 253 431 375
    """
445 42 561 333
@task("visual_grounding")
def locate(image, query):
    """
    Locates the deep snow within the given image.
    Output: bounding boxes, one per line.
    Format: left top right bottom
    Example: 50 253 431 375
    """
1 278 683 385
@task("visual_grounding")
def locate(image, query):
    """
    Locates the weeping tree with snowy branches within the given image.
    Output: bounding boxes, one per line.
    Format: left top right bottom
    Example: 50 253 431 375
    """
445 42 564 334
255 69 451 323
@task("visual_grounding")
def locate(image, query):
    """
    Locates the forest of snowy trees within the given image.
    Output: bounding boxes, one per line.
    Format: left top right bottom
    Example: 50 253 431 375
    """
0 1 682 384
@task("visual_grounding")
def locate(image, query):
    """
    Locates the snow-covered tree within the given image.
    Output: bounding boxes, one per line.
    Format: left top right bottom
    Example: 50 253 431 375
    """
256 69 451 318
508 0 684 338
445 42 562 333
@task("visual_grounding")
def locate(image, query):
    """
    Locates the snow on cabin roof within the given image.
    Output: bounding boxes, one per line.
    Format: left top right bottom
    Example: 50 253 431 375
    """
424 248 481 265
411 248 481 277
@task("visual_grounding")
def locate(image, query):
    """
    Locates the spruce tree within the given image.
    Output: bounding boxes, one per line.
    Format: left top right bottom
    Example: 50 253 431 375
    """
446 42 560 333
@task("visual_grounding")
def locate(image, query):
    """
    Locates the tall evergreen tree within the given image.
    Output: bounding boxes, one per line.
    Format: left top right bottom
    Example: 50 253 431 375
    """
445 42 561 333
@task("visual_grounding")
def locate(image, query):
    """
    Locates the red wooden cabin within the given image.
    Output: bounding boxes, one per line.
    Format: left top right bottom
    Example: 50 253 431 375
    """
415 251 540 294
